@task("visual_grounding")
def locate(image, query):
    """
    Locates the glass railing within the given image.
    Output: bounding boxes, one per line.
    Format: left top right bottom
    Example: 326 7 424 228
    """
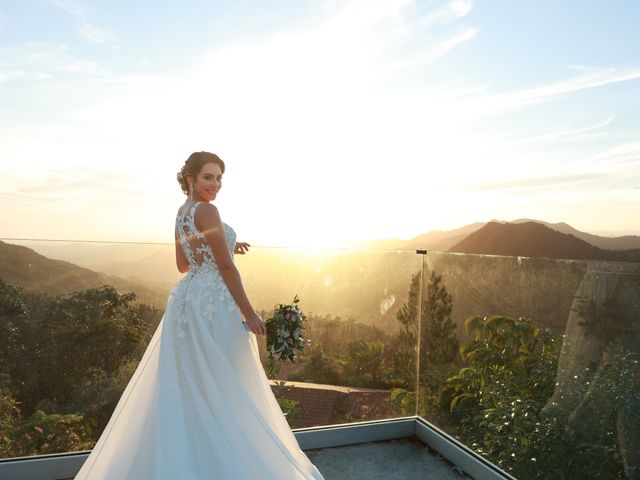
0 238 422 459
237 246 422 428
416 251 640 480
2 236 638 480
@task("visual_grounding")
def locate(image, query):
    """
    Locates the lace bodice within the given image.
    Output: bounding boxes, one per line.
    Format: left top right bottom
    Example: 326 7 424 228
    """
175 200 237 274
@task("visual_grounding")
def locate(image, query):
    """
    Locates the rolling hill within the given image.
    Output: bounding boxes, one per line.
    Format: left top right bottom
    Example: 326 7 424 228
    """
356 219 640 254
449 222 640 262
0 241 167 307
353 222 487 251
511 218 640 250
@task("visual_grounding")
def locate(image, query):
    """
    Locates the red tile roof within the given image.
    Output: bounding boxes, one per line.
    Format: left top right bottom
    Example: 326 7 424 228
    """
269 380 392 428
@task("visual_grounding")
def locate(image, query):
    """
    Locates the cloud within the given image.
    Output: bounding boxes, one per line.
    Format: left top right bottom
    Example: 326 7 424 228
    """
446 66 640 123
51 0 83 16
485 117 614 148
424 26 478 60
465 173 608 192
2 166 140 202
417 0 474 28
0 43 103 82
50 0 117 45
513 67 640 103
583 139 640 168
317 0 477 66
78 21 117 44
462 136 640 194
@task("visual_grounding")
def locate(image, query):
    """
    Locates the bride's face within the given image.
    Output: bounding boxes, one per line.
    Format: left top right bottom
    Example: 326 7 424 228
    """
191 162 222 202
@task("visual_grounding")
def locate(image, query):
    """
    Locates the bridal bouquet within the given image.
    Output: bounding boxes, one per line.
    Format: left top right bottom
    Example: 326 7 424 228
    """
265 295 307 376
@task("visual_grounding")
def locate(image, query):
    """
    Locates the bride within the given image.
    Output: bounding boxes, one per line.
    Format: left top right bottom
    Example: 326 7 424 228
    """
74 152 324 479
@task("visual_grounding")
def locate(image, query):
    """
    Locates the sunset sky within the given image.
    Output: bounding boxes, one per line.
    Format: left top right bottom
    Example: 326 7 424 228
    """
1 0 639 247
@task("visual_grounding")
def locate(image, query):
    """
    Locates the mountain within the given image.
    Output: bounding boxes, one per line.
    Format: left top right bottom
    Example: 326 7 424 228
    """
399 222 487 252
359 219 640 254
449 222 640 262
92 249 180 289
353 222 487 252
11 241 180 290
0 241 167 307
511 218 640 250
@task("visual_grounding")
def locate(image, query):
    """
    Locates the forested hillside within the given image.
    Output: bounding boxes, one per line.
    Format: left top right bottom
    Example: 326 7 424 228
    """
0 241 167 307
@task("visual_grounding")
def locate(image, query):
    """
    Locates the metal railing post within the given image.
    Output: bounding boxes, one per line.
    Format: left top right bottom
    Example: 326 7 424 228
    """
415 249 427 416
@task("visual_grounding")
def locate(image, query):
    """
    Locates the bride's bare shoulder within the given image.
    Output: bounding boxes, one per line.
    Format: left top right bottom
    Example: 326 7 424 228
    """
194 202 223 227
196 202 219 215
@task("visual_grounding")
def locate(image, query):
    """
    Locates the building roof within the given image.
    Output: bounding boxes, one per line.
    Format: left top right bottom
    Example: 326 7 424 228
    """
270 380 393 428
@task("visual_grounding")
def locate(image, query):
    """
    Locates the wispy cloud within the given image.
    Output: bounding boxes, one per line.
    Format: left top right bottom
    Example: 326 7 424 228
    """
484 117 615 149
3 165 139 202
465 173 608 192
319 0 476 65
448 66 640 123
426 26 478 59
51 0 83 15
512 66 640 103
50 0 117 45
416 0 474 28
0 43 102 82
583 139 640 168
78 21 117 45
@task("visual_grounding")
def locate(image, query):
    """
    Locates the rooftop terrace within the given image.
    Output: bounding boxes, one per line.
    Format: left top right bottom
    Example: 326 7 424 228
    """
0 417 514 480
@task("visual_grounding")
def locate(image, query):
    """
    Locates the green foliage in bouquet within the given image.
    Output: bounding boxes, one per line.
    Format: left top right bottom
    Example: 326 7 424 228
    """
265 296 307 378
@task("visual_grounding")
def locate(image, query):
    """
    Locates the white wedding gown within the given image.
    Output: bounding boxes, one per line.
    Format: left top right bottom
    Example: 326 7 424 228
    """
74 200 324 479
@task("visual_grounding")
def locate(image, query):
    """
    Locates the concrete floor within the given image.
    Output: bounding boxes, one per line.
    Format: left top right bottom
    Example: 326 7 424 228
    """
306 437 468 480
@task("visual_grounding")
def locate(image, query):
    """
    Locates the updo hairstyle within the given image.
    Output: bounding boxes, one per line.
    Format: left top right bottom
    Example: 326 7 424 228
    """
177 151 226 195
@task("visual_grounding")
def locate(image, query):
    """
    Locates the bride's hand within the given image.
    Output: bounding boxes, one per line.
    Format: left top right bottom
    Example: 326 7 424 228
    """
244 312 266 336
234 242 251 255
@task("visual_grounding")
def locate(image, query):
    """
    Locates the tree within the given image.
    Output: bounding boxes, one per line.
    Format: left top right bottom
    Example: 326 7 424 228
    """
344 340 388 387
435 315 632 479
294 347 343 385
12 409 94 455
0 389 21 457
0 280 163 458
442 315 558 419
38 286 147 408
390 270 459 415
0 278 28 386
396 270 459 379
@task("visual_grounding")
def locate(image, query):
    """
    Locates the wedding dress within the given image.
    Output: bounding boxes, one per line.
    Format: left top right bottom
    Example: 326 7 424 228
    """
74 200 324 479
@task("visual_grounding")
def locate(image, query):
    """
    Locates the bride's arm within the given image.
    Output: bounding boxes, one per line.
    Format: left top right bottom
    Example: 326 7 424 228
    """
195 203 266 335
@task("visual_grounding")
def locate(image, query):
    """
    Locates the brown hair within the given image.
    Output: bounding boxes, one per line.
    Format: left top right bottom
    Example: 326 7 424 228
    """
176 152 226 195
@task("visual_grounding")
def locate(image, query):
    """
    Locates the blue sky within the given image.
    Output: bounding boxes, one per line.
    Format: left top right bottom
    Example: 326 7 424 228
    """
1 0 639 246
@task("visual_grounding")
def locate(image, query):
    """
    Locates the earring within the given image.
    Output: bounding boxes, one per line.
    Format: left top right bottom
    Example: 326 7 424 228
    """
189 183 195 199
